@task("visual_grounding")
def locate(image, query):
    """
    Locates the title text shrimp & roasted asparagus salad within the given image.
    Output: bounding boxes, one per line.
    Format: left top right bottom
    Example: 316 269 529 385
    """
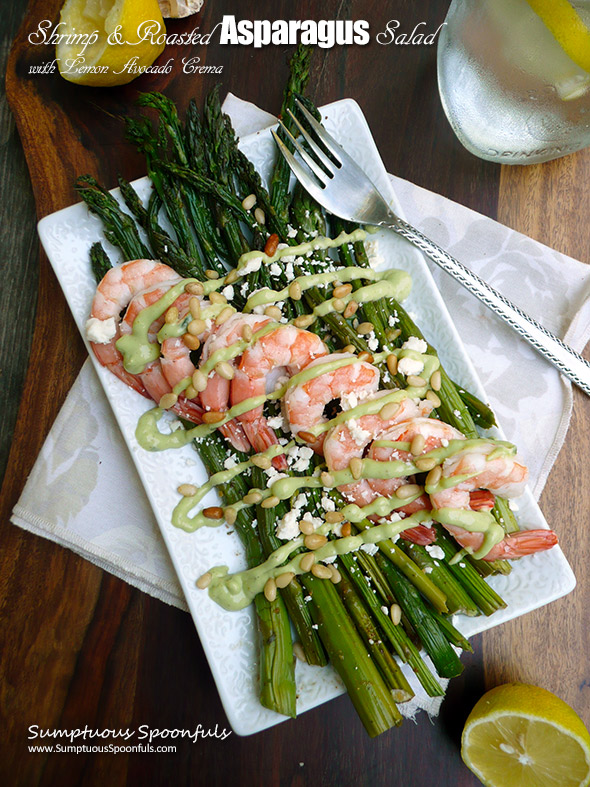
78 46 558 737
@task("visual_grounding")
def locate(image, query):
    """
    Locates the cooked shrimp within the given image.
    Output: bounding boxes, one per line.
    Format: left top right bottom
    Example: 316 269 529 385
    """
230 323 328 457
283 353 380 454
429 440 557 560
120 281 204 423
323 396 435 507
200 314 273 454
87 259 181 396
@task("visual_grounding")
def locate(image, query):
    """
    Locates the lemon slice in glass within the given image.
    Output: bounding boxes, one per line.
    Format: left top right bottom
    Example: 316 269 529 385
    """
526 0 590 74
56 0 166 87
462 684 590 787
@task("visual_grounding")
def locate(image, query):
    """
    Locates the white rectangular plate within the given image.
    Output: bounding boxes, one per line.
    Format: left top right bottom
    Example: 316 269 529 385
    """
38 99 575 736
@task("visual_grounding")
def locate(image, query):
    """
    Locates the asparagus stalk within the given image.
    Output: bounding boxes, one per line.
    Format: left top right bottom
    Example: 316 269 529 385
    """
337 570 414 702
90 242 113 282
375 555 464 679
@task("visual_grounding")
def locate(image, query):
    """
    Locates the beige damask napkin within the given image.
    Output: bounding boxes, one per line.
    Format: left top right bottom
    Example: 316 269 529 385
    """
11 96 590 634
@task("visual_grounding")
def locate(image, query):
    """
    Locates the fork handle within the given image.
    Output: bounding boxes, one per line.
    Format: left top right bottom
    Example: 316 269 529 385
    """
389 217 590 397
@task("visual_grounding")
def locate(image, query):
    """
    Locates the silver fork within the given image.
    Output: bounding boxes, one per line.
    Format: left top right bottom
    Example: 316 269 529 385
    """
271 98 590 397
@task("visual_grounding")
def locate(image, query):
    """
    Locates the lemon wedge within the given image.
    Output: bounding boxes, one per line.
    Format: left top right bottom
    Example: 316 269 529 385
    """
526 0 590 74
56 0 166 87
462 684 590 787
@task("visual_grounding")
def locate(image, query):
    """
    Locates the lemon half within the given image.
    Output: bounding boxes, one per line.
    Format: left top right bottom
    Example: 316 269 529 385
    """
57 0 166 87
462 684 590 787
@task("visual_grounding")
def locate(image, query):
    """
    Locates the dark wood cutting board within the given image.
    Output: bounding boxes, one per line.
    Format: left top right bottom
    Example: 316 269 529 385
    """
2 1 590 785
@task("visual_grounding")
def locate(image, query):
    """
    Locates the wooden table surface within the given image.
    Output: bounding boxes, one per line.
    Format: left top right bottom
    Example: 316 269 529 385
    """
1 1 589 785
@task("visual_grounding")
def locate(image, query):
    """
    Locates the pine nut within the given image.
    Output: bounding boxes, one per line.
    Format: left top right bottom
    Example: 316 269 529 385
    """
426 390 441 408
188 318 206 336
242 193 256 211
242 324 253 342
329 566 342 584
343 344 356 354
243 491 263 505
177 483 197 497
341 522 352 538
332 298 346 312
185 281 204 296
165 306 179 324
225 268 239 284
325 511 344 524
215 306 234 325
264 305 282 321
196 572 212 589
426 466 442 487
430 370 441 391
299 553 315 572
299 430 316 444
311 564 332 579
357 322 374 335
358 351 374 363
387 327 401 341
320 471 335 487
396 483 421 500
410 434 425 456
333 283 352 299
215 361 235 380
390 603 402 625
205 269 220 280
264 233 279 257
289 281 302 300
261 495 280 509
159 393 178 409
386 354 398 375
304 534 328 550
407 375 426 388
294 314 315 329
264 577 277 602
343 301 359 319
379 402 400 421
350 457 363 480
185 384 197 400
254 207 266 225
202 411 225 424
299 519 315 535
224 507 237 525
183 334 201 351
192 370 208 392
275 572 295 589
209 291 227 305
293 642 307 662
203 506 224 519
189 296 201 318
415 456 437 472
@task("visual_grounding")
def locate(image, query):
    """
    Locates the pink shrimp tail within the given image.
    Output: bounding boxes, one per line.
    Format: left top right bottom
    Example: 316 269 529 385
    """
172 395 204 425
469 490 496 511
400 525 437 546
242 420 288 470
219 421 253 454
482 529 558 561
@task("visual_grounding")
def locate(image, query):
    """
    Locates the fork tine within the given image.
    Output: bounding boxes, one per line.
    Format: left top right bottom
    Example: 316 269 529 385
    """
286 109 336 175
294 98 343 165
276 119 330 186
270 129 328 206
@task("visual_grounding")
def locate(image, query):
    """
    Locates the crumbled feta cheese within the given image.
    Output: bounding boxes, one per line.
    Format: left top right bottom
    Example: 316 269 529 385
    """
276 509 300 540
267 414 286 431
301 511 322 530
425 544 445 560
222 285 234 301
332 522 344 537
453 409 462 419
85 316 116 344
424 566 433 574
240 281 250 297
322 555 337 564
360 543 379 556
241 255 263 275
508 499 519 511
402 336 428 354
367 334 379 352
380 605 388 615
388 314 399 327
347 418 372 447
304 595 312 602
223 456 237 470
269 263 282 277
321 495 335 512
397 356 425 377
